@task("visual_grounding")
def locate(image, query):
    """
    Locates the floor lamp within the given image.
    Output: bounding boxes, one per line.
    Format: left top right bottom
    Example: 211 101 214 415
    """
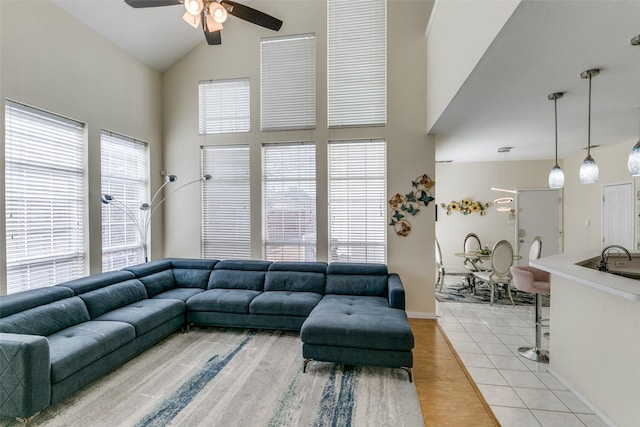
102 174 212 262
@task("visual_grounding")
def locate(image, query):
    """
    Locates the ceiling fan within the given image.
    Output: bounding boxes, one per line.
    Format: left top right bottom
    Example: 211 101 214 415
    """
124 0 283 45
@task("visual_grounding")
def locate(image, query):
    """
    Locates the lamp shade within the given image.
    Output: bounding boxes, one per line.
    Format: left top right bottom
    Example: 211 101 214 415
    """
630 140 640 177
548 164 565 189
579 155 599 184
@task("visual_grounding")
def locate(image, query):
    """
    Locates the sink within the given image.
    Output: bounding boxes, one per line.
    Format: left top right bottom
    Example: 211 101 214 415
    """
576 254 640 280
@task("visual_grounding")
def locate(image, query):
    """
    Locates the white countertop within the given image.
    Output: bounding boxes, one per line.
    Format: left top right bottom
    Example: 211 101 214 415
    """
531 250 640 301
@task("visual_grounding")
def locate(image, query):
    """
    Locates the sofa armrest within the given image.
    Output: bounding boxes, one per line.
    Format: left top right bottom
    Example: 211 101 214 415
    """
0 333 51 420
388 274 405 310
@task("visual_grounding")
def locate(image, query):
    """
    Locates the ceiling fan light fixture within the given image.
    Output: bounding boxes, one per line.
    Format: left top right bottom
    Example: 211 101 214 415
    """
210 2 228 24
183 10 201 28
204 14 223 32
185 0 204 16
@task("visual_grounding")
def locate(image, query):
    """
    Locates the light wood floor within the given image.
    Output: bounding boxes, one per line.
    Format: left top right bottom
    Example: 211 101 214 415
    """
409 319 500 427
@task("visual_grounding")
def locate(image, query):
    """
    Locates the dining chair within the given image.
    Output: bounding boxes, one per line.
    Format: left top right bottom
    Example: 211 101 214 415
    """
435 238 469 291
473 240 515 305
462 233 489 287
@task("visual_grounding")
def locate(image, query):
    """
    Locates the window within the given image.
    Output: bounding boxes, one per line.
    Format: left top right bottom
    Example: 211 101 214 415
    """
328 0 386 127
202 145 251 259
328 140 386 263
262 143 316 261
4 101 85 293
261 34 316 131
101 131 148 272
199 78 250 134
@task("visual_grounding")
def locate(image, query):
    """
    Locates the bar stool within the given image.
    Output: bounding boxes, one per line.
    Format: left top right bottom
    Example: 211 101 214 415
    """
510 236 550 363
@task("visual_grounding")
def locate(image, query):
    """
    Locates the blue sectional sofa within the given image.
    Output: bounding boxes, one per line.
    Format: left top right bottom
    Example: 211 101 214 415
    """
0 259 414 422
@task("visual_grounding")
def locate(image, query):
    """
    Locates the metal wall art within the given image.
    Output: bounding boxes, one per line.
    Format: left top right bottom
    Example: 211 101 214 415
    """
388 174 435 236
440 199 491 216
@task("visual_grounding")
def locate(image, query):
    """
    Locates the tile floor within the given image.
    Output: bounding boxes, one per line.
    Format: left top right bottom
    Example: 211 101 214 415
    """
436 277 609 427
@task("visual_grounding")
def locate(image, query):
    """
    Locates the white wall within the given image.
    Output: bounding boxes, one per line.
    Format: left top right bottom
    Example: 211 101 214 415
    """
435 159 555 270
563 140 639 252
162 0 437 316
0 1 163 293
425 0 520 132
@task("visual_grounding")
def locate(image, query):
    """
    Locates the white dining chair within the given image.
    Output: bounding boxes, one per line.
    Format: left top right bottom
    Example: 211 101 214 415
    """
473 240 515 305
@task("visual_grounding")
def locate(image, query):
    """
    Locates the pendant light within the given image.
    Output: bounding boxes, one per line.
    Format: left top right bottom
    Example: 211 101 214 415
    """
628 36 640 176
628 114 640 176
579 69 600 184
548 92 565 189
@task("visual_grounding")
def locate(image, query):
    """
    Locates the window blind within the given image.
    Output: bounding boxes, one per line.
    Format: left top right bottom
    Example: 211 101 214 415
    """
328 0 387 127
328 139 386 263
4 100 85 294
199 78 250 134
101 131 148 272
261 34 316 131
262 142 316 261
202 145 251 259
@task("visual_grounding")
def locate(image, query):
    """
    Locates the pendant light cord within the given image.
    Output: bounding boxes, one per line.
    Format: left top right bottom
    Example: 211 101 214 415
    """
554 97 559 164
587 74 592 157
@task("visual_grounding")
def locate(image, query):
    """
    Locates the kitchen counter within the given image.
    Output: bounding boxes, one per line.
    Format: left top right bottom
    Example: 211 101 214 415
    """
531 250 640 301
530 250 640 426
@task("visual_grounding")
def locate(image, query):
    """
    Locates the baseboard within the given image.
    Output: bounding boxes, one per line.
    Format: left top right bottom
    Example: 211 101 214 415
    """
547 367 616 427
407 311 437 319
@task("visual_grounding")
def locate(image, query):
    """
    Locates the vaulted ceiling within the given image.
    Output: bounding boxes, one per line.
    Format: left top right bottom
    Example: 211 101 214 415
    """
49 1 640 162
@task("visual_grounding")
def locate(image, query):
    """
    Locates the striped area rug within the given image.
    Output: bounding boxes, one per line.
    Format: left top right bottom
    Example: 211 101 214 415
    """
5 327 423 427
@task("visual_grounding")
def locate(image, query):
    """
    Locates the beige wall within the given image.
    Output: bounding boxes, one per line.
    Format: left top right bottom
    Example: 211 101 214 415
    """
162 0 436 316
425 0 520 131
435 159 555 270
0 1 163 293
563 141 639 253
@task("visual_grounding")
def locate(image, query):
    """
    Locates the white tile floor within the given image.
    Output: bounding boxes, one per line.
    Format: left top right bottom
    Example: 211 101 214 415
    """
436 278 610 427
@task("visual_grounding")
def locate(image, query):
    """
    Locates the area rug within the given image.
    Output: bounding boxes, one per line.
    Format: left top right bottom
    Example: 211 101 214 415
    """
436 280 550 306
0 327 423 427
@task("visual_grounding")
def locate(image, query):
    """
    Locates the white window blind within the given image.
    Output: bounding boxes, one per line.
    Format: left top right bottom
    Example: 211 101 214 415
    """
261 34 316 131
199 78 250 134
262 143 316 261
328 0 387 127
202 145 251 259
4 101 85 294
328 139 386 263
101 131 148 272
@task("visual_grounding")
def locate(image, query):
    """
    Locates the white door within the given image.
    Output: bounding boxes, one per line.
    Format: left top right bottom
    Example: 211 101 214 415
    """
602 182 633 249
516 188 562 265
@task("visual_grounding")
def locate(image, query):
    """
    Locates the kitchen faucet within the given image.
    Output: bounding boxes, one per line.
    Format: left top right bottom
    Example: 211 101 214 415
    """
599 245 632 272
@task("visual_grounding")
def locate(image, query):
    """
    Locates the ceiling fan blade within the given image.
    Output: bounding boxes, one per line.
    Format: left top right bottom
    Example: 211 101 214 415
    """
203 13 222 45
220 0 283 31
124 0 182 8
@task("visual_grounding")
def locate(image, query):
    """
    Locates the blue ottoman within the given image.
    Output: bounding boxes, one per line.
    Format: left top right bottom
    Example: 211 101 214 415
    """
300 295 414 381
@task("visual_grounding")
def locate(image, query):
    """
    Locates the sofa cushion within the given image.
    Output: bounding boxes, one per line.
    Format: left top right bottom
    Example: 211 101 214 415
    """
94 299 185 336
48 320 135 383
264 262 327 294
79 280 148 319
325 262 388 297
123 259 173 278
208 260 271 291
138 270 175 298
153 288 204 302
249 291 322 317
301 295 414 351
169 258 219 288
0 297 90 336
0 287 74 318
57 271 136 295
187 289 261 314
